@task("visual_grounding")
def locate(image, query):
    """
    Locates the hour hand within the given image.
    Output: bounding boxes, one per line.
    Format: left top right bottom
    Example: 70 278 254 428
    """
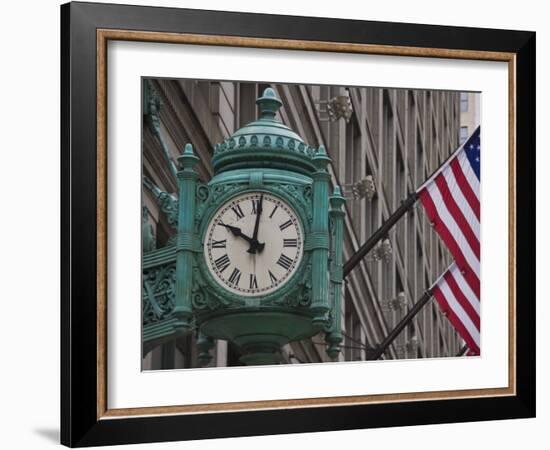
220 222 255 245
220 222 244 237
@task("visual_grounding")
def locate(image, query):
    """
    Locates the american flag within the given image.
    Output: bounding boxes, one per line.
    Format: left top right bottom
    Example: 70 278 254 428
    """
417 126 480 355
431 263 480 354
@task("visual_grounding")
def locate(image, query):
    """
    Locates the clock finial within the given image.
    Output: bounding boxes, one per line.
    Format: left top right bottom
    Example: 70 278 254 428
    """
178 143 199 170
256 87 283 119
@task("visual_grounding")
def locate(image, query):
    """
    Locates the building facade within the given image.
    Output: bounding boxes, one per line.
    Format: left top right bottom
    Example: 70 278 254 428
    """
142 79 464 369
460 92 481 144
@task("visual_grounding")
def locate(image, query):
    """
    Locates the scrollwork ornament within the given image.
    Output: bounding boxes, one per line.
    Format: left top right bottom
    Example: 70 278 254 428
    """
323 309 335 333
269 184 312 224
329 216 336 237
157 191 178 227
191 290 208 310
196 184 210 202
298 264 312 307
142 264 177 324
303 185 312 202
261 262 311 308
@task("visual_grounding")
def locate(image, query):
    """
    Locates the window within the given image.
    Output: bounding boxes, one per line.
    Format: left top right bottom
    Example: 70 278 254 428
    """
366 88 380 150
460 92 469 112
382 92 394 189
415 133 424 187
396 149 406 251
460 126 469 144
237 83 257 128
344 292 355 361
345 116 362 226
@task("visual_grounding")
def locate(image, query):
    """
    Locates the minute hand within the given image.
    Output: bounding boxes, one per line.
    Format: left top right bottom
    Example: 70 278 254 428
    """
248 195 263 254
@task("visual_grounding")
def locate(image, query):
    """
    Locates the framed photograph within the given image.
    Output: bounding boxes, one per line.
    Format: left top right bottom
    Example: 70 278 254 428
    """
61 1 535 447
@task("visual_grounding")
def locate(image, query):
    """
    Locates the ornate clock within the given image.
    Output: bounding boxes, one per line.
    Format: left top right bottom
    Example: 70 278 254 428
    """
143 87 346 365
204 192 304 297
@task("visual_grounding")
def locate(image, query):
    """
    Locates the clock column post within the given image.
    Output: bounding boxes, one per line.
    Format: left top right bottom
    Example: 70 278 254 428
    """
326 186 345 359
174 143 200 334
310 145 332 326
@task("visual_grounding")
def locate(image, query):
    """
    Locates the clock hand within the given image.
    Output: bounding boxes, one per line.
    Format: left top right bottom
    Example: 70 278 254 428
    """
219 222 261 248
248 194 264 254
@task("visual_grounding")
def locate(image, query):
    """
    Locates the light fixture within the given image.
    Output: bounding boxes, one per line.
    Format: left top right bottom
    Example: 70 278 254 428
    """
406 336 419 353
367 238 393 263
327 91 354 123
395 336 419 358
343 175 376 200
382 291 406 312
315 89 354 123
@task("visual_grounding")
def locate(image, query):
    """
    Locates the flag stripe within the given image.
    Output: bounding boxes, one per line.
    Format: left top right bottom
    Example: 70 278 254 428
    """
420 191 479 298
420 184 479 288
435 176 480 258
436 281 480 347
442 168 480 238
451 158 480 219
424 182 479 276
444 269 480 328
432 284 480 355
450 266 480 315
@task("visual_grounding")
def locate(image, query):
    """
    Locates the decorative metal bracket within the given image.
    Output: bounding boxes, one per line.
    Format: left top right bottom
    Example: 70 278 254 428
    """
314 90 354 123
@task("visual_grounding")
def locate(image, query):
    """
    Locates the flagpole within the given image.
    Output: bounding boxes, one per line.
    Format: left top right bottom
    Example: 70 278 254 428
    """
366 289 433 360
456 344 468 357
343 192 418 278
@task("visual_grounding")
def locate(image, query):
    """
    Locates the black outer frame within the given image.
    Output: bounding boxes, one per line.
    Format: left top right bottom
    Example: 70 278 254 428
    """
60 1 536 447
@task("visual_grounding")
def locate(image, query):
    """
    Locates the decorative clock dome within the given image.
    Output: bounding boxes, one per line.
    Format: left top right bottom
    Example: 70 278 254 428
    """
212 88 318 175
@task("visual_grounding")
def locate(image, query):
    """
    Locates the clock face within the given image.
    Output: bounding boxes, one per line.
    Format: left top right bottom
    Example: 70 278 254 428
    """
204 192 304 297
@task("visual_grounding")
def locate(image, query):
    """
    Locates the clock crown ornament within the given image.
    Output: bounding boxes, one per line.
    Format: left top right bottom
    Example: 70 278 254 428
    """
212 87 318 175
142 86 346 366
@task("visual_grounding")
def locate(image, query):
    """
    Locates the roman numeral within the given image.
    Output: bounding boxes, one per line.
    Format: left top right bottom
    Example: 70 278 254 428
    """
283 238 298 247
231 204 244 220
249 274 258 289
228 267 242 286
269 205 279 218
251 199 259 214
214 254 230 273
276 254 294 271
211 239 226 248
268 270 278 284
279 219 293 231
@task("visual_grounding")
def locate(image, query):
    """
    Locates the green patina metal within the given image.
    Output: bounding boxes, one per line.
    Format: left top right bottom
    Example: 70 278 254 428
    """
325 186 345 358
142 87 345 365
144 79 178 180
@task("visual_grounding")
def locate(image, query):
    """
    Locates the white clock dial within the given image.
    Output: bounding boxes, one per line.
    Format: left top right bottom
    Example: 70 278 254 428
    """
204 192 304 297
